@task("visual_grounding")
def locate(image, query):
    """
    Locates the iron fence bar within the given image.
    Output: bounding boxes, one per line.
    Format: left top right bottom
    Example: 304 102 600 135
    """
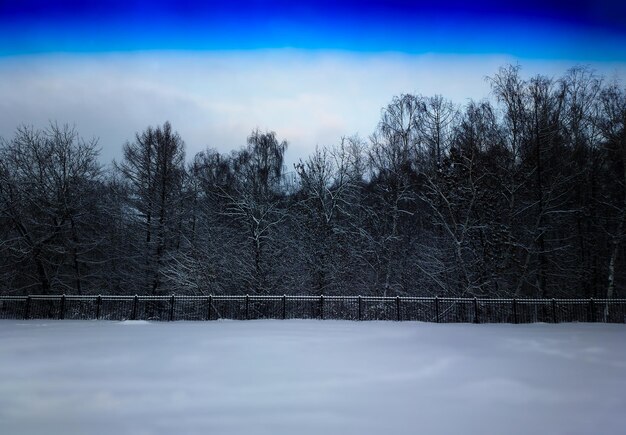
132 295 138 320
396 296 401 321
59 294 66 320
96 295 102 319
169 295 175 321
473 297 479 324
24 296 31 320
245 294 249 320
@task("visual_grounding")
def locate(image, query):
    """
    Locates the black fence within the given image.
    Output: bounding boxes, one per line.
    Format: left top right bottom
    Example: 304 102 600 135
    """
1 294 625 323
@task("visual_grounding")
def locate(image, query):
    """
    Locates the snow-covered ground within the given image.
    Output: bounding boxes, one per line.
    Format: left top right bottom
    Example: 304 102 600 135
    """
0 320 625 435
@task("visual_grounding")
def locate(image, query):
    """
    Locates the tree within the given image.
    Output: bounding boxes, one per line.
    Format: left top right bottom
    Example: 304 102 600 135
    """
115 121 185 294
597 83 626 315
221 130 289 294
367 95 422 296
420 95 458 168
162 149 235 295
0 123 102 294
294 141 357 294
488 66 574 297
561 67 604 297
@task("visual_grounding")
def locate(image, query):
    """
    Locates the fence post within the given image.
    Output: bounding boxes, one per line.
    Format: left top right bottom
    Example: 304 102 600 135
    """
59 294 66 320
320 295 324 320
358 296 362 321
552 298 557 323
435 297 440 323
245 294 249 320
282 295 286 320
473 297 479 324
589 298 595 323
96 295 102 320
169 295 175 321
132 295 138 320
512 298 518 324
24 296 31 320
207 295 213 321
396 296 401 321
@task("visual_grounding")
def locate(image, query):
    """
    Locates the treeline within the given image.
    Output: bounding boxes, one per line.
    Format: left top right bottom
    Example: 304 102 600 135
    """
1 65 625 298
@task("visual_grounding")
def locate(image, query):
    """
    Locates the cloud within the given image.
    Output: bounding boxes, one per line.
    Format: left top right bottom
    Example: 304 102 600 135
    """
1 50 625 167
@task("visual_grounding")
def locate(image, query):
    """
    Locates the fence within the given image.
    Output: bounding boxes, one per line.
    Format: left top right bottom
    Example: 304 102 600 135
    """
1 294 625 323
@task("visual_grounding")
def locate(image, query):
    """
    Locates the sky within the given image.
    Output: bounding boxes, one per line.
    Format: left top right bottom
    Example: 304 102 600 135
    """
1 0 626 166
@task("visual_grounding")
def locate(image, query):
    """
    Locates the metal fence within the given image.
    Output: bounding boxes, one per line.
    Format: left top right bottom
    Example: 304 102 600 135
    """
1 294 625 323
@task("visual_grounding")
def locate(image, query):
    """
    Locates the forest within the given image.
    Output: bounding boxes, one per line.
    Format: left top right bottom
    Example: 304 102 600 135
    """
0 65 624 299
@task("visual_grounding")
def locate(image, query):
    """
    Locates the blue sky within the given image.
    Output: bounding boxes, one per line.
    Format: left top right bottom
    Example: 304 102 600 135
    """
1 0 625 164
2 0 626 59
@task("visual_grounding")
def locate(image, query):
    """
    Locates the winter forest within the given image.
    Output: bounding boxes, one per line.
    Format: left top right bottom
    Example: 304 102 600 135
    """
1 65 625 300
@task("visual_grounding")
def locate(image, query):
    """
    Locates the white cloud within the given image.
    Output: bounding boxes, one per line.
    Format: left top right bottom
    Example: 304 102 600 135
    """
1 50 625 167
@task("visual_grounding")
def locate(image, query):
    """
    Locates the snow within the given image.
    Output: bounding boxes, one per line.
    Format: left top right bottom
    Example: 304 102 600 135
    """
0 320 625 435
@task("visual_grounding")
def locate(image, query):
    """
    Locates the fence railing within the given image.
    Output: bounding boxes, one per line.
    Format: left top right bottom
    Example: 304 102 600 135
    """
1 295 625 323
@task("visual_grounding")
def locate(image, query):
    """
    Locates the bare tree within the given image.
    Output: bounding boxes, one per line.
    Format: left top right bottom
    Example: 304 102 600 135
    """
597 83 626 316
162 149 236 295
294 141 357 294
220 130 289 294
367 95 422 296
0 123 102 294
115 121 185 294
420 95 458 167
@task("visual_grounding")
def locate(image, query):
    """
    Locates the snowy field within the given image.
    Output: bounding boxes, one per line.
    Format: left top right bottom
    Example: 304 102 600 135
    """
1 320 625 435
